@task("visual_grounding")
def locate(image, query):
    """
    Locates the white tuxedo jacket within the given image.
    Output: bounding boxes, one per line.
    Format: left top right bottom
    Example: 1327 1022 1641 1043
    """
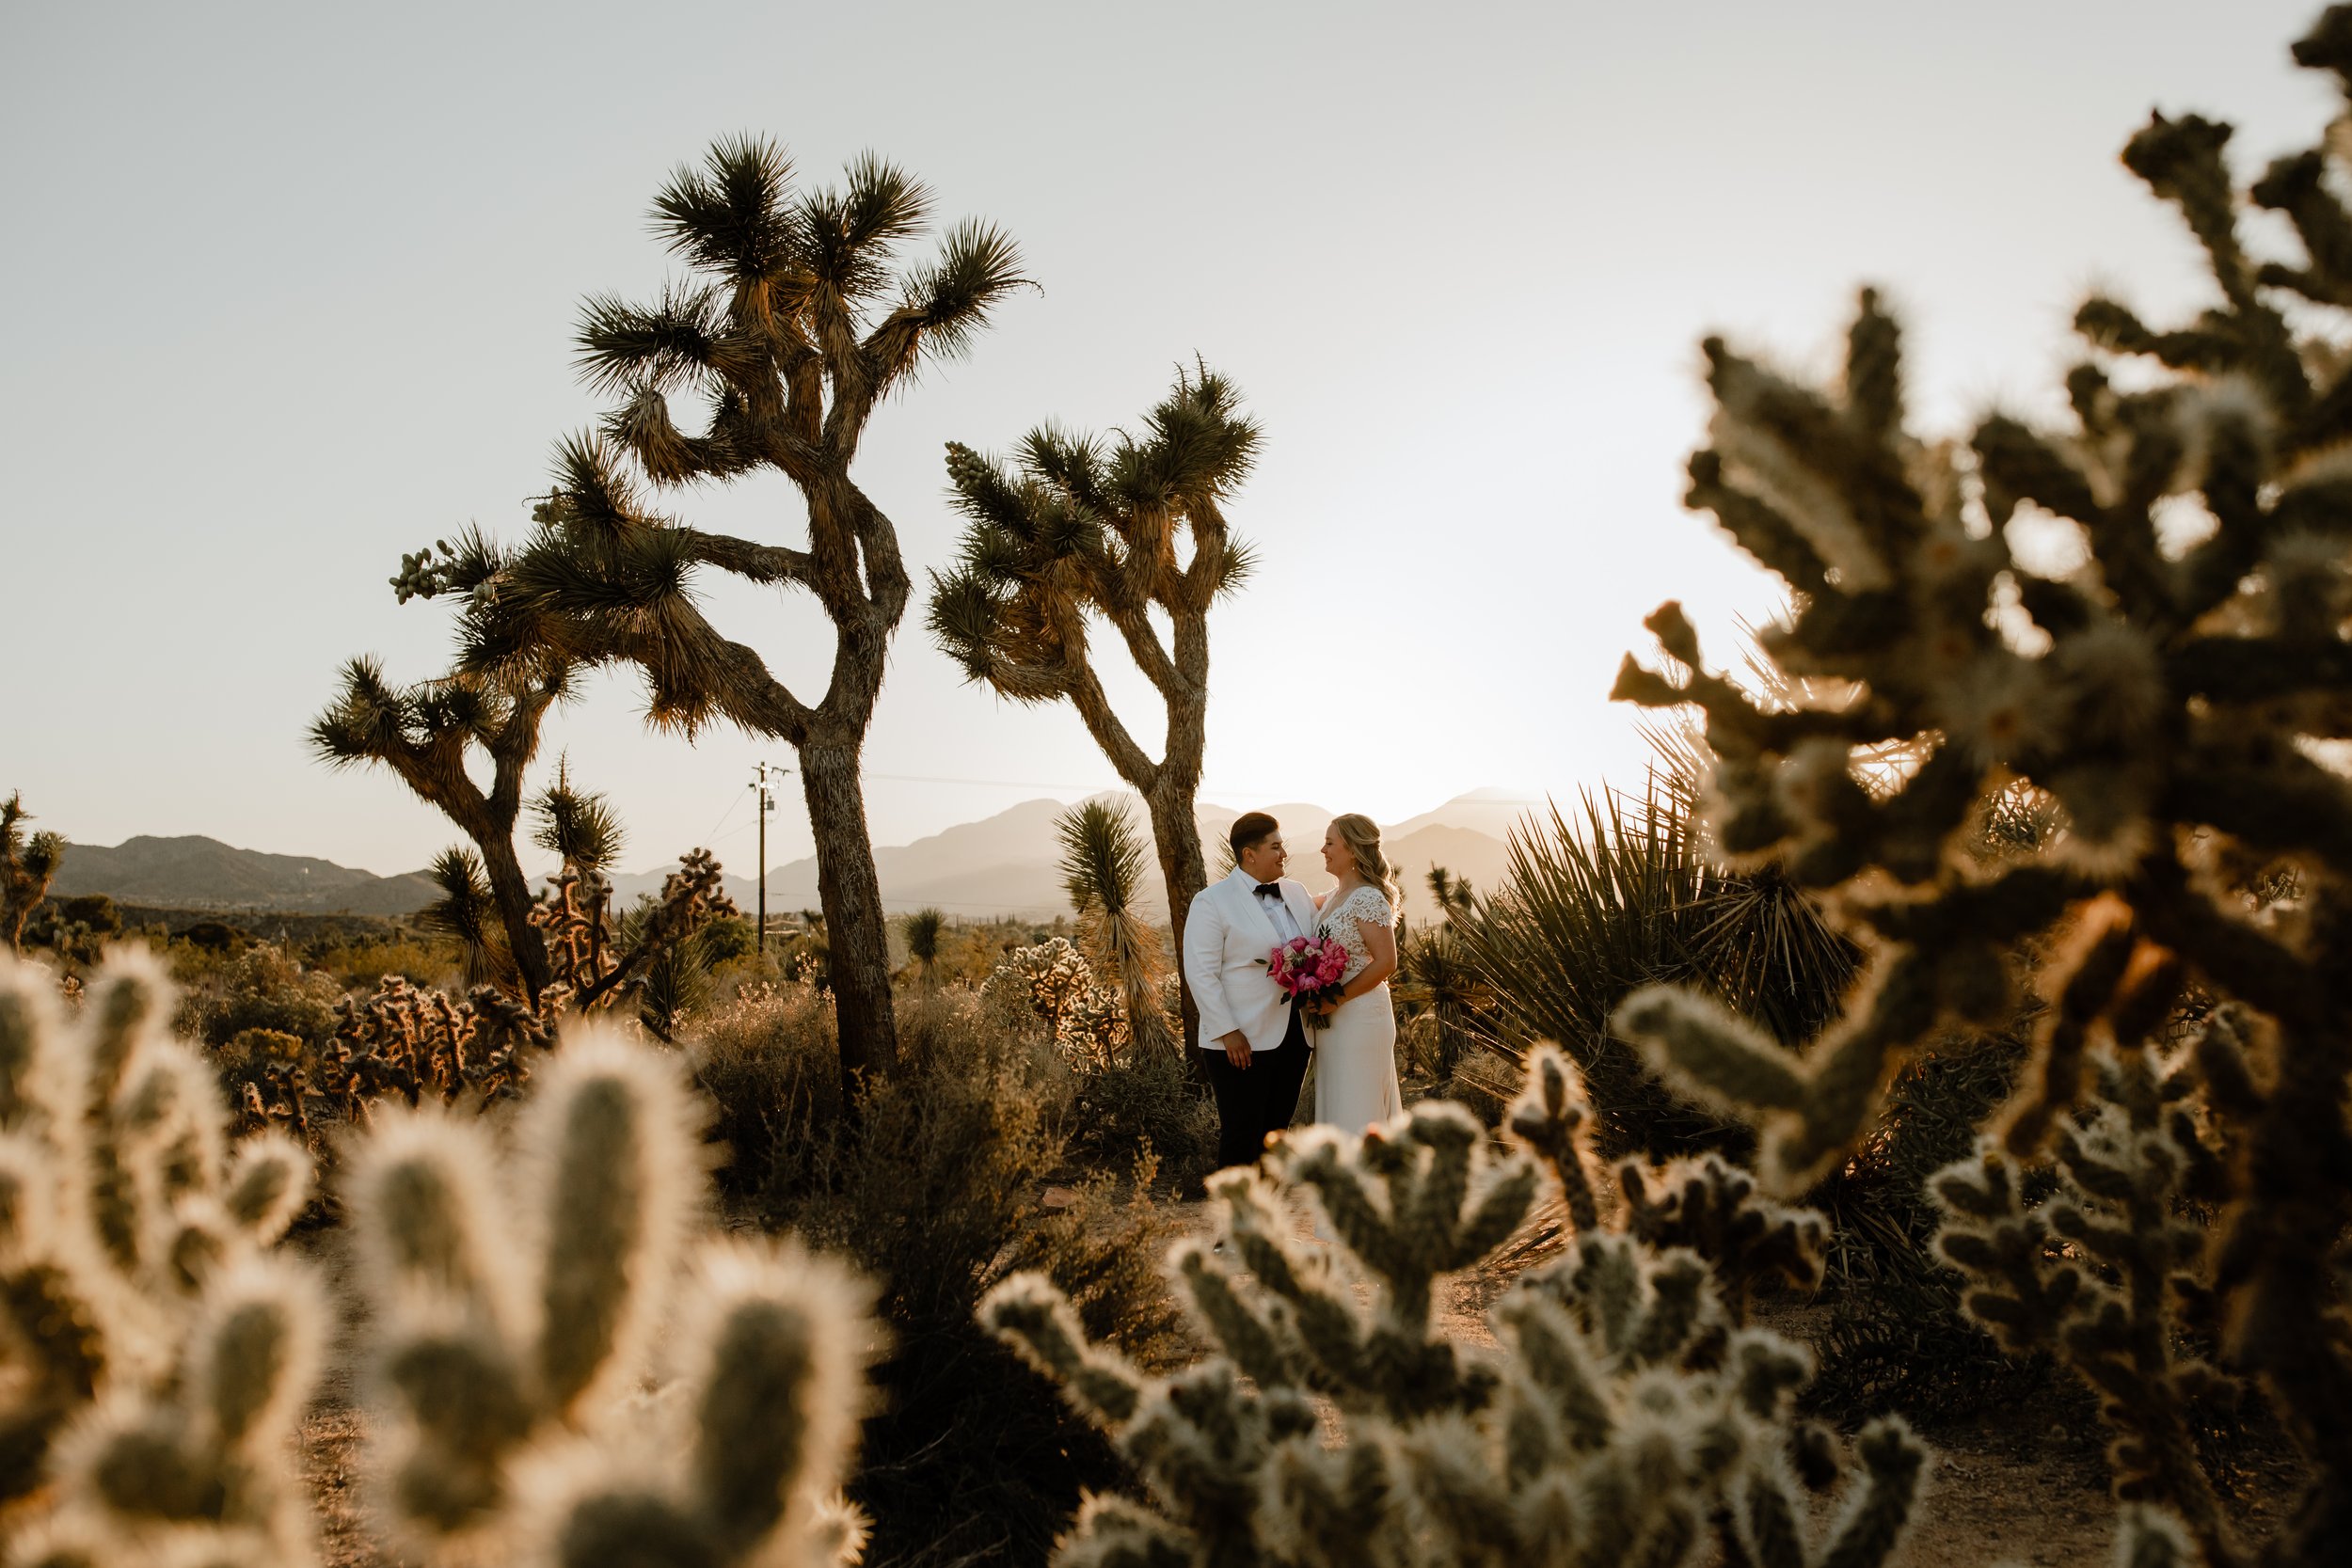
1183 869 1320 1052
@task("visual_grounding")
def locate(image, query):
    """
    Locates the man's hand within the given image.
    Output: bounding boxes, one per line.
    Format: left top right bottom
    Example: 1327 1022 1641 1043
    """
1220 1030 1252 1069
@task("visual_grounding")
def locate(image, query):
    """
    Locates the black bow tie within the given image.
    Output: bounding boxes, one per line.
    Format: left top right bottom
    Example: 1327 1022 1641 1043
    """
1253 884 1281 900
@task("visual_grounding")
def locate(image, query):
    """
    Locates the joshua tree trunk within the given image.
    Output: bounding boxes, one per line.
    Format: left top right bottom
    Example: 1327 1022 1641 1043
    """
801 737 896 1093
479 833 550 999
1144 768 1209 1050
470 141 1027 1086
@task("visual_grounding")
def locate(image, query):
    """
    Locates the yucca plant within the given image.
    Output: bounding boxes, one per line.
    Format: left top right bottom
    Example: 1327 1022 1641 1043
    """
1056 800 1178 1063
1461 782 1854 1157
931 369 1260 1048
0 792 64 953
1393 866 1493 1088
898 907 947 990
410 138 1031 1093
416 845 510 989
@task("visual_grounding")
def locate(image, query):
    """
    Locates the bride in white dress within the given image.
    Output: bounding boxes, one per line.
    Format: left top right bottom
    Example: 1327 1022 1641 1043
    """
1310 814 1403 1131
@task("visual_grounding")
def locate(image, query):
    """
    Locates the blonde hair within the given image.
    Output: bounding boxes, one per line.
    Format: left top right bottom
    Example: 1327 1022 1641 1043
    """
1329 814 1398 906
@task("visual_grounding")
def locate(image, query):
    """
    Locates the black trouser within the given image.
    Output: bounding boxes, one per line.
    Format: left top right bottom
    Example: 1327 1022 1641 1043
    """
1203 1005 1311 1171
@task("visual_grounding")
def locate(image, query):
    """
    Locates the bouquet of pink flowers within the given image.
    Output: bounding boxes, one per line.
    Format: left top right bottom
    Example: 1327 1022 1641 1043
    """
1263 934 1348 1019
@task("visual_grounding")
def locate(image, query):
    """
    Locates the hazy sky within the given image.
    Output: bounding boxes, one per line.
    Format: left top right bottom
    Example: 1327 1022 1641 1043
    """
1 1 2335 878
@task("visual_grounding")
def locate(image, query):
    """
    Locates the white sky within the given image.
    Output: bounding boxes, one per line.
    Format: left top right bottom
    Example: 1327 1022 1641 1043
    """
1 1 2335 878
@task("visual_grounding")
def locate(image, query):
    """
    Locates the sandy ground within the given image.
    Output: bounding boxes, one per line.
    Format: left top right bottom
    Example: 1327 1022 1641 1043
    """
294 1193 2308 1568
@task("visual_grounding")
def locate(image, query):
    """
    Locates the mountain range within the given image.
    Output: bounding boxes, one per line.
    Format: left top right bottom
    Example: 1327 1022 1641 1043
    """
52 788 1549 924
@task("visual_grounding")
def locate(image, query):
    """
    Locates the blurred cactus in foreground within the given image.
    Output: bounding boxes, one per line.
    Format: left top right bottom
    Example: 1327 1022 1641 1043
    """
0 948 322 1565
984 1044 1923 1568
1607 9 2352 1560
342 1021 873 1567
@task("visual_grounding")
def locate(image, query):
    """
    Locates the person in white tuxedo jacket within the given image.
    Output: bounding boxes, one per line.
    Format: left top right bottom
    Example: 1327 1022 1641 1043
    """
1183 811 1319 1170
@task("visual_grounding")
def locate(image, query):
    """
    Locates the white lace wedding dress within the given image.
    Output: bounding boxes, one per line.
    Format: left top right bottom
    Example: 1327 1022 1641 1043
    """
1313 884 1403 1132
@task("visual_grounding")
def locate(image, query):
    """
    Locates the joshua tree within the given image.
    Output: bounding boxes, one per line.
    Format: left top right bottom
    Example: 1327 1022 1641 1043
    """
1056 800 1178 1062
311 546 575 1000
419 139 1028 1090
0 791 63 951
930 368 1259 1048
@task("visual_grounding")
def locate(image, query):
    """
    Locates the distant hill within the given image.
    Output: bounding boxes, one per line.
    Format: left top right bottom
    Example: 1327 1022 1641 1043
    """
52 835 439 915
615 790 1523 923
53 790 1530 924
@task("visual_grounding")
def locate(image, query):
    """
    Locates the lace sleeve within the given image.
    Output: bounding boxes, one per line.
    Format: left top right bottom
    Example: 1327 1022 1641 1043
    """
1350 889 1394 928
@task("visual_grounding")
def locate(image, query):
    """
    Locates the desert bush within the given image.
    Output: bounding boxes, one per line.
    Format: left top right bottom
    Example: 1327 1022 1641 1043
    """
1066 1037 1217 1195
1607 10 2352 1557
691 985 1184 1568
794 992 1186 1568
0 947 322 1565
339 1019 873 1568
183 945 342 1053
225 974 568 1164
688 979 843 1205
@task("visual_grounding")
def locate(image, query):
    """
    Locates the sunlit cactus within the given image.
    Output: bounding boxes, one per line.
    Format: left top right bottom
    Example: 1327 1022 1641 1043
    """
342 1020 875 1567
982 1044 1923 1568
0 948 323 1566
1603 9 2352 1560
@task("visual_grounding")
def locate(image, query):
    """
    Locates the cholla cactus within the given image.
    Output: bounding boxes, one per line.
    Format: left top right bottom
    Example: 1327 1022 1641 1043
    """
0 948 322 1566
1604 10 2352 1560
1617 1152 1828 1326
984 938 1130 1068
230 973 570 1153
983 1044 1921 1568
1932 1032 2238 1565
342 1021 873 1567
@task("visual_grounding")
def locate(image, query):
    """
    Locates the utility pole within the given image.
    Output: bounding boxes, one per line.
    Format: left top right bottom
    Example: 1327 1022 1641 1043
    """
751 761 787 957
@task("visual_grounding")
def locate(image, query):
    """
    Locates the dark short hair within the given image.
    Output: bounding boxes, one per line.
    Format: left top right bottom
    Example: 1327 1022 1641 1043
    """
1230 811 1279 860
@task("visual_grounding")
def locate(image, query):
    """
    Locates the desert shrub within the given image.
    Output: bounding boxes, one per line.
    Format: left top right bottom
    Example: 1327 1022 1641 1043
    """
184 943 342 1053
56 895 120 937
307 928 457 990
222 974 568 1165
707 987 1186 1568
1066 1037 1217 1195
1607 10 2352 1557
181 920 243 953
0 948 322 1564
688 979 843 1205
